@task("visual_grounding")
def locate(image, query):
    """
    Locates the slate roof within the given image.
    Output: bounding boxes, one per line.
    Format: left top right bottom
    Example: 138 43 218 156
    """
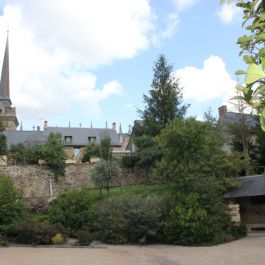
3 127 121 147
3 131 49 147
224 175 265 198
46 127 120 146
219 112 257 129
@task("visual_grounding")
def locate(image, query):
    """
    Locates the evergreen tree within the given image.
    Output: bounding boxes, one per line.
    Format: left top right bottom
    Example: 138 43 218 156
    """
140 54 187 136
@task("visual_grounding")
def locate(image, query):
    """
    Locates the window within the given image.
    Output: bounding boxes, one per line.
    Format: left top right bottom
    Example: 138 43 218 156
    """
88 136 96 144
74 148 80 157
64 136 72 143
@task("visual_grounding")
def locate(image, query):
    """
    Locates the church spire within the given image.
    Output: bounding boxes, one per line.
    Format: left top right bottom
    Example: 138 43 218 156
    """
0 34 10 100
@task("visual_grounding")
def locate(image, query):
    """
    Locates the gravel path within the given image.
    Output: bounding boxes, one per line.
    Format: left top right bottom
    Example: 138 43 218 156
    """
1 237 265 265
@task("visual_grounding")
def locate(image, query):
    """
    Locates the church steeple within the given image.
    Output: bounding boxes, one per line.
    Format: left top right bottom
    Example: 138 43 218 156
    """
0 35 10 101
0 33 18 131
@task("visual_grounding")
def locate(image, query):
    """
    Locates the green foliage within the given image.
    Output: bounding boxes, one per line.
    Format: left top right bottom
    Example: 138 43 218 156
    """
154 118 224 185
0 121 7 155
134 135 162 172
0 233 8 246
10 220 64 245
100 136 112 160
96 195 169 244
0 133 7 155
76 230 95 246
140 54 187 134
164 192 233 245
90 159 121 195
0 120 5 131
48 190 96 233
41 133 66 180
82 144 100 163
134 55 188 173
223 1 265 130
120 155 140 168
8 144 40 165
0 175 25 234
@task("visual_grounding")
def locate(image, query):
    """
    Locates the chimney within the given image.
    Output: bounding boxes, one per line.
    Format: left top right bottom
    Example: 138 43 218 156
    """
218 105 227 117
112 122 116 132
37 126 40 132
44 120 48 130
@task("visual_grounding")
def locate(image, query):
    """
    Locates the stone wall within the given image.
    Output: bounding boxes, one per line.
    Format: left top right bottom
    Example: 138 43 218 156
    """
226 203 241 224
0 164 145 198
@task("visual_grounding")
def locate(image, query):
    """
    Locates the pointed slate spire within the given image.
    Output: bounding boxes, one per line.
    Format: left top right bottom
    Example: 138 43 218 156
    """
0 35 10 99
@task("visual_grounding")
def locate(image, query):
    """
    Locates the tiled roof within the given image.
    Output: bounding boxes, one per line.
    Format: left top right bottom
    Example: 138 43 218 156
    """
224 175 265 198
219 112 257 129
46 127 120 146
3 127 121 147
3 131 48 147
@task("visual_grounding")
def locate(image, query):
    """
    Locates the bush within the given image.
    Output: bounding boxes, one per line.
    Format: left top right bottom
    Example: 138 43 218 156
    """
96 195 168 244
0 233 8 246
76 230 94 246
10 220 65 245
120 156 140 168
51 233 65 245
0 175 25 234
48 190 96 233
164 192 240 245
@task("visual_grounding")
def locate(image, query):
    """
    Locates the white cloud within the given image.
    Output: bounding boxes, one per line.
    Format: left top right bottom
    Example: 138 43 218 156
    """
175 55 236 102
171 0 199 11
5 0 154 67
0 4 125 122
161 13 179 39
217 3 241 24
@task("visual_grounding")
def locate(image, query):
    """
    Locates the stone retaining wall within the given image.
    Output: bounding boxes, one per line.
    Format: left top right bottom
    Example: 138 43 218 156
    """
0 164 145 198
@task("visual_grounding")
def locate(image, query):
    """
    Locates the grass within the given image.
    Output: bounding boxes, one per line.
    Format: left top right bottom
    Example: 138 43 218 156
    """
82 184 173 202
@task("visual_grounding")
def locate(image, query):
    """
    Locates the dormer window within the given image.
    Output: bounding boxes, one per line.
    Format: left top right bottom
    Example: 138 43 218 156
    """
65 136 72 143
88 136 96 144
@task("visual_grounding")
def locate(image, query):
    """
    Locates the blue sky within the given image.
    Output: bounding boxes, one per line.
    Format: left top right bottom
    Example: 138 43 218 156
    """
0 0 245 132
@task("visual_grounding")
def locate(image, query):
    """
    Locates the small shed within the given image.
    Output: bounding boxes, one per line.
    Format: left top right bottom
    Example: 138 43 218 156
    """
225 175 265 232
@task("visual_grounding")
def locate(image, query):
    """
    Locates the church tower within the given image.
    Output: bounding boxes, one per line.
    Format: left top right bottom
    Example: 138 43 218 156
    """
0 34 18 131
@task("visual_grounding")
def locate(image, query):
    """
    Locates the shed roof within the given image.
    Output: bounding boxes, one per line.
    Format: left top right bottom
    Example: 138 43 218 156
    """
224 175 265 198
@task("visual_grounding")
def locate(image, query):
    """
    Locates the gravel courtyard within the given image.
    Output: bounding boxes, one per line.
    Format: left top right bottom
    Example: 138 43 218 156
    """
1 237 265 265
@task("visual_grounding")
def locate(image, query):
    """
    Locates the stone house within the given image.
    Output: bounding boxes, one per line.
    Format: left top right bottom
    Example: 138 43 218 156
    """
217 105 257 154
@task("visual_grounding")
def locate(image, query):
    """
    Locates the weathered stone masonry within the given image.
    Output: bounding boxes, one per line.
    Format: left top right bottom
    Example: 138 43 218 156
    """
0 164 144 198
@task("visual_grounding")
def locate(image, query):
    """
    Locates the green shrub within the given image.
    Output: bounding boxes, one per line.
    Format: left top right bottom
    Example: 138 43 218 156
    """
0 175 25 234
164 192 237 245
48 190 96 233
29 213 49 223
121 156 140 168
0 233 8 246
10 220 65 245
51 233 65 245
76 230 95 246
96 195 168 244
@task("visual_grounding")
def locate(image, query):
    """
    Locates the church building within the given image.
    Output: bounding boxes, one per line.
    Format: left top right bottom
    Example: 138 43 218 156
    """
0 35 18 131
